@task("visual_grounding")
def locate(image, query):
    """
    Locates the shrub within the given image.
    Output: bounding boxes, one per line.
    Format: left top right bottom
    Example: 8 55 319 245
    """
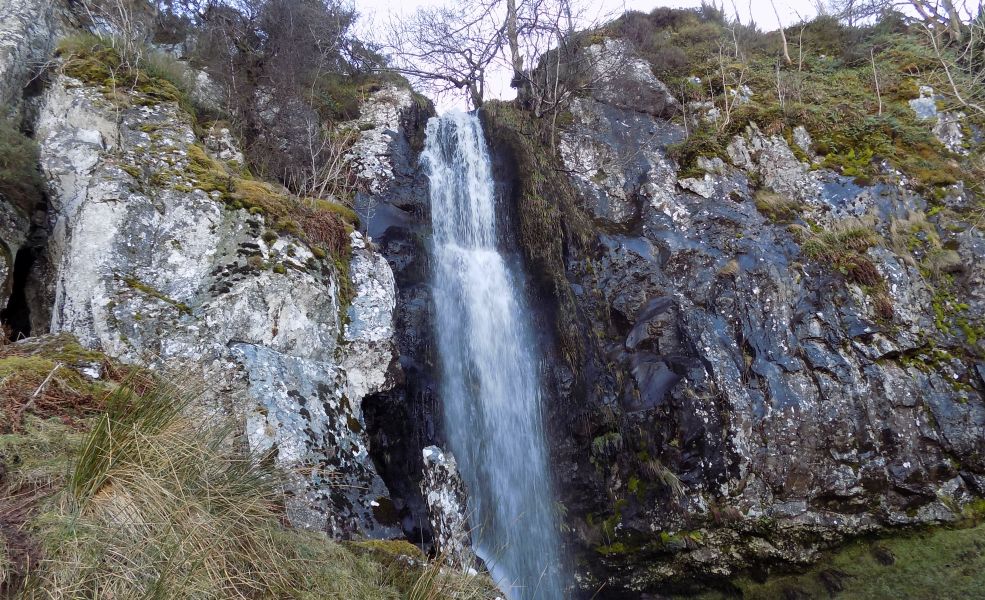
0 120 43 214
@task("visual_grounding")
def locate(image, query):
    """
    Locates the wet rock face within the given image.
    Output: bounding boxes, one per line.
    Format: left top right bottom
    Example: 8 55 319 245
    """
522 46 985 593
32 74 403 539
354 92 443 543
420 446 477 570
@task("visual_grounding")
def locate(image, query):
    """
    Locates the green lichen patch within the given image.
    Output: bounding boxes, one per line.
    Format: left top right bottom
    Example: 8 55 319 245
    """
120 275 193 315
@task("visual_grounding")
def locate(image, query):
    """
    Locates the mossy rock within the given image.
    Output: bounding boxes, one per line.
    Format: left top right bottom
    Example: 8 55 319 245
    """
479 101 594 368
690 522 985 600
56 34 186 107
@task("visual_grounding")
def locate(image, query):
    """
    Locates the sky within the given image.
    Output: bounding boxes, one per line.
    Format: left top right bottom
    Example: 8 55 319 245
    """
354 0 822 108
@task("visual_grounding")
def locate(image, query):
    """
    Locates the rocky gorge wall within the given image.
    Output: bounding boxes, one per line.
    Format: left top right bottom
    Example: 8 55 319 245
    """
482 38 985 596
4 0 985 596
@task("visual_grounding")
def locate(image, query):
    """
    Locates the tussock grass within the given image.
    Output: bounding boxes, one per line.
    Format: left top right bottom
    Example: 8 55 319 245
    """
793 220 895 320
796 221 882 285
1 361 497 599
754 189 803 223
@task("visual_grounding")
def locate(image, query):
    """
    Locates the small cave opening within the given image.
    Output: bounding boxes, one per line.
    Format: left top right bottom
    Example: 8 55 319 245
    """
362 378 442 549
1 246 40 340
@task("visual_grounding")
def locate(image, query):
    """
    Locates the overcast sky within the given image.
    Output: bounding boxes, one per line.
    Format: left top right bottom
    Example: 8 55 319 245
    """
355 0 822 108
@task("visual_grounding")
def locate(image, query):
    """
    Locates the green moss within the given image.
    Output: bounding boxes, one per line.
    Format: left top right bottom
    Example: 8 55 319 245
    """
347 539 425 561
667 128 729 179
56 34 190 109
186 144 234 199
592 432 624 457
309 198 360 228
480 101 594 368
691 522 985 600
596 542 629 555
623 14 984 197
121 276 192 315
272 263 286 275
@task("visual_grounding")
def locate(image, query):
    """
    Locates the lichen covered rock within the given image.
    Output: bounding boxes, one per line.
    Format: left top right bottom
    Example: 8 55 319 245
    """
34 73 403 538
420 446 477 571
496 63 985 594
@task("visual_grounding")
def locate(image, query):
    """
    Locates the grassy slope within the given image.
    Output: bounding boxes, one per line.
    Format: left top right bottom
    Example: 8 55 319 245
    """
0 335 497 599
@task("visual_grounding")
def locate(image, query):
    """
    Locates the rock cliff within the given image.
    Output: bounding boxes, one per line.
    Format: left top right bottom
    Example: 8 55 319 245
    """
0 0 425 541
3 1 985 597
482 35 985 595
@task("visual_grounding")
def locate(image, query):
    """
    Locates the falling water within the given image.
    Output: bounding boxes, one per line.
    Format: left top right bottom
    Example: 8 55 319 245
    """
423 111 563 600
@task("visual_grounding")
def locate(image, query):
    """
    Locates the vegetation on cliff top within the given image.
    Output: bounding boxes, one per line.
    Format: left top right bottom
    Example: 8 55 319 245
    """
0 335 497 599
54 30 360 287
610 7 985 198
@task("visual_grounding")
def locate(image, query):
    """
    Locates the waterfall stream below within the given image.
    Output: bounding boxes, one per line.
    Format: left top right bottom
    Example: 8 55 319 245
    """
423 111 564 600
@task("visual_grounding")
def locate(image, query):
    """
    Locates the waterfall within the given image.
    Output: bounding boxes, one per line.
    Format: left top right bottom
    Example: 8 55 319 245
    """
423 111 564 600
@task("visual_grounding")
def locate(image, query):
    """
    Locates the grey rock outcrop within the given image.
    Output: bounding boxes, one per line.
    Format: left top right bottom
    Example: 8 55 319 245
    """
909 85 969 154
33 73 403 538
583 39 679 119
0 0 72 118
421 446 477 571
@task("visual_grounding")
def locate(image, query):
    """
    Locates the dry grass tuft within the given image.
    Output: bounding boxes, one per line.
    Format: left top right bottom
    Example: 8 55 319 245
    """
797 221 882 286
754 189 803 223
1 369 498 600
0 334 120 433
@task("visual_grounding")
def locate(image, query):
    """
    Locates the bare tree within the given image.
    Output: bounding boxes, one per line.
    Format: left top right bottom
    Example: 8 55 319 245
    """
922 13 985 117
384 0 610 111
824 0 973 39
286 117 358 202
384 2 503 108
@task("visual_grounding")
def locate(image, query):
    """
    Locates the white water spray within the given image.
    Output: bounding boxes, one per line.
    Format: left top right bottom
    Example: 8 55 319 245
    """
423 111 563 600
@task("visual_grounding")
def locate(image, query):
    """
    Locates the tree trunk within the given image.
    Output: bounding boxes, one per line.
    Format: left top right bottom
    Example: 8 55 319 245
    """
506 0 524 87
941 0 964 41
